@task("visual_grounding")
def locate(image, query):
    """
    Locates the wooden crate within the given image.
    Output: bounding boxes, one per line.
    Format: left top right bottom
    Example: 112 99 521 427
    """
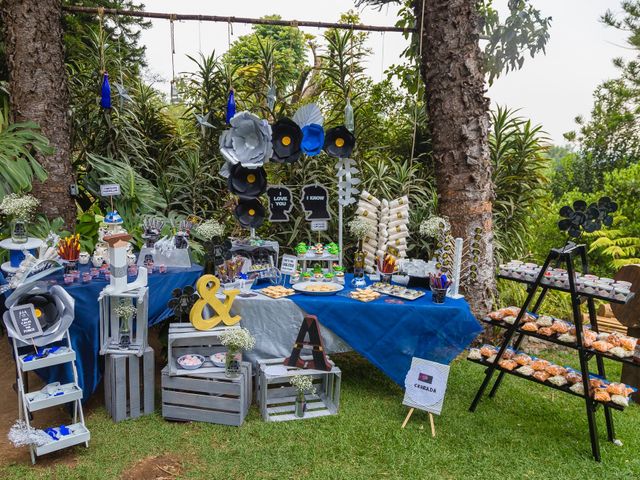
161 362 251 427
99 287 149 357
167 323 240 376
257 356 341 422
104 347 154 422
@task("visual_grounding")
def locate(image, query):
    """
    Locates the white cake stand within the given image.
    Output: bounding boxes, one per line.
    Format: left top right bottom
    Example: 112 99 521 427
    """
0 237 43 274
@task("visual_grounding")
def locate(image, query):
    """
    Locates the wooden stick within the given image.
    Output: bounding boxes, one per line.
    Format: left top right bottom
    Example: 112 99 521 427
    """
429 413 436 438
62 5 415 33
401 408 414 429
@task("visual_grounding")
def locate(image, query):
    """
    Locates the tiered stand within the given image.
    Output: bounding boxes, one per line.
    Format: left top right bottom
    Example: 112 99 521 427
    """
469 243 635 462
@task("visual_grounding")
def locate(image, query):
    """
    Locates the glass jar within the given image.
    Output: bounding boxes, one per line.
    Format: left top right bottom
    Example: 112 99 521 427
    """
225 348 241 378
119 316 131 349
294 391 306 418
11 218 28 244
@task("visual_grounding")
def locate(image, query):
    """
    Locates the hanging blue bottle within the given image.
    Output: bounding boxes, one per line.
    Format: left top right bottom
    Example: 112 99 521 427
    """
226 89 236 124
100 72 112 109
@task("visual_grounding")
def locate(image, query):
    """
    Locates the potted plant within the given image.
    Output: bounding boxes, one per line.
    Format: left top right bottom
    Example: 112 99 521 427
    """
290 374 316 418
219 327 255 378
0 193 39 244
114 300 136 350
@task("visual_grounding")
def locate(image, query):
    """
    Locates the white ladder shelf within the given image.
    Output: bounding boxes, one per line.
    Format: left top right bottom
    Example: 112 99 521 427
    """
12 331 90 464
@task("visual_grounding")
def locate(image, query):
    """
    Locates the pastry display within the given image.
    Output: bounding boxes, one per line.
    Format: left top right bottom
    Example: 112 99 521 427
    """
370 282 425 301
304 283 339 292
258 285 296 299
349 288 382 303
468 344 637 407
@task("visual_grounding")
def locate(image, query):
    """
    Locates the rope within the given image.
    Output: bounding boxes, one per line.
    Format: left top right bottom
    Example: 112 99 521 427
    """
98 7 105 73
170 15 176 95
409 0 426 167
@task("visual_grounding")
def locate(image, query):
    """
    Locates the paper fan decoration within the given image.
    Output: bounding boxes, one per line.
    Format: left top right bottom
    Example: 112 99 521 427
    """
234 198 265 229
293 103 324 128
228 164 268 199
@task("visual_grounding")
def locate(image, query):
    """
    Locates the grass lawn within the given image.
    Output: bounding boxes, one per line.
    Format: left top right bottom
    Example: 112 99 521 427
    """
1 351 639 479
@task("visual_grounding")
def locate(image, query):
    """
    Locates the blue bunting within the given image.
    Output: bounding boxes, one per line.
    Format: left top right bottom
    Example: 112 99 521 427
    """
100 72 111 109
226 90 236 124
301 123 324 156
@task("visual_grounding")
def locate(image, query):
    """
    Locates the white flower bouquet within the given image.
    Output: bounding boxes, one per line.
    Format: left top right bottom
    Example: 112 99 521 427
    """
219 327 256 352
0 193 39 219
194 219 225 241
290 374 316 395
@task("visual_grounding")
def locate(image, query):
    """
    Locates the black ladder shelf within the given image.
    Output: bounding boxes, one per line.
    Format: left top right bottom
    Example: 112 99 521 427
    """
468 243 635 462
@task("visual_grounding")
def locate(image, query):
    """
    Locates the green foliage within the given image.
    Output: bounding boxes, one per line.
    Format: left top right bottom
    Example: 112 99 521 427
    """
490 107 550 263
588 226 640 269
0 100 52 198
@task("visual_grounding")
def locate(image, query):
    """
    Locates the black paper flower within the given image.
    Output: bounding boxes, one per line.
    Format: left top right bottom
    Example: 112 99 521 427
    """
228 164 268 199
271 118 303 163
324 125 356 158
167 286 198 323
558 197 618 238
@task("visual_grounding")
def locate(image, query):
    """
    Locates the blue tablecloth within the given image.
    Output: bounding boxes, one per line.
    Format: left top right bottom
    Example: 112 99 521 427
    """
27 264 203 400
286 276 482 386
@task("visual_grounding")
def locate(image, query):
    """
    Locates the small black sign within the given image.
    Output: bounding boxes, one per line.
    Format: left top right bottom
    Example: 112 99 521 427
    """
300 184 331 221
267 186 294 222
9 304 43 340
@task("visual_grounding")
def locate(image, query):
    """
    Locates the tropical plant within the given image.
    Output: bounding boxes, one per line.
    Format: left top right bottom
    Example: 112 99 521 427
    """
0 100 52 198
588 224 640 269
490 106 550 263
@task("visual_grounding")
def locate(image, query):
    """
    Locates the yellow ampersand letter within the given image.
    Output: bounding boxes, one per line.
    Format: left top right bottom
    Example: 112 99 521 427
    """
189 275 241 330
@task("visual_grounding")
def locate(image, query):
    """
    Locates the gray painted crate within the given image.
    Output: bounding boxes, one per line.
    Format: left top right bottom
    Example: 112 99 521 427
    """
161 362 252 427
104 347 155 422
257 356 341 422
99 287 149 357
167 323 240 376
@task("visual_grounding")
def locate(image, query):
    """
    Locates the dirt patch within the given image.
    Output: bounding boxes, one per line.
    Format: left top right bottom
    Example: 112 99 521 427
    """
120 454 183 480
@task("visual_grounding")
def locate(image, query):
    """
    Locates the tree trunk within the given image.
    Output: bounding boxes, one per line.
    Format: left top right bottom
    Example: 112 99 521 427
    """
1 0 76 227
416 0 495 316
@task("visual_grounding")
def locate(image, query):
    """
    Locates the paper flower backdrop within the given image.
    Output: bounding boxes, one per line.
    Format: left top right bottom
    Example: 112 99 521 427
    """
324 126 355 158
228 164 268 199
300 124 325 156
271 118 302 163
219 111 273 169
558 196 618 238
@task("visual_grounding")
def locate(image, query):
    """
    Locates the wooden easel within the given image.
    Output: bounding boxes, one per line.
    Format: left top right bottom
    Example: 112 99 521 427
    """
401 408 436 437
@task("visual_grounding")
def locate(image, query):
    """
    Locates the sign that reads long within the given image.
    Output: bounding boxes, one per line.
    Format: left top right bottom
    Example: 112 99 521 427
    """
9 303 44 340
402 357 450 415
280 254 298 276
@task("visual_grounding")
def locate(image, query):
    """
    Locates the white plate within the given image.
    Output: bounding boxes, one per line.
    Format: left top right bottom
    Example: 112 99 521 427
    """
292 281 344 296
210 352 226 367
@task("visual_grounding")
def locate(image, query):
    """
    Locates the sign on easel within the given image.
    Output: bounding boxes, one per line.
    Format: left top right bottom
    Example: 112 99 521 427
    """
401 357 450 435
9 304 43 340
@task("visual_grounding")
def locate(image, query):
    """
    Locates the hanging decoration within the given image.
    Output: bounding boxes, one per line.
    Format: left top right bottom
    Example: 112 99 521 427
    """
266 186 294 222
226 89 236 124
100 72 112 109
169 16 180 104
344 99 355 132
300 184 331 221
219 111 272 169
293 103 324 157
335 158 360 207
267 84 277 111
228 164 268 199
195 112 214 138
234 198 266 229
270 118 303 164
324 126 356 158
113 82 132 108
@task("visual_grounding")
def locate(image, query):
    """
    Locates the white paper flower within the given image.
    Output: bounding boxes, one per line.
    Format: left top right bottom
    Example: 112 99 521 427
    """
219 111 273 169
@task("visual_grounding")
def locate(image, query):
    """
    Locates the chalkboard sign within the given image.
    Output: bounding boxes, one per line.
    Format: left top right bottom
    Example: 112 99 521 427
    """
267 186 294 222
300 184 331 221
9 303 43 340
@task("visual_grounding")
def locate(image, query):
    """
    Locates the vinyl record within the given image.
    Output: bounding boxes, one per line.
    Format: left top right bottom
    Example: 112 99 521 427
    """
324 125 355 158
228 164 268 199
234 198 266 229
18 293 60 333
271 118 303 163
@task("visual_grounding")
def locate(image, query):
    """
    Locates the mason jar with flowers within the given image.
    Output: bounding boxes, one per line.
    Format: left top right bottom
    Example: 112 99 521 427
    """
114 301 136 350
290 374 316 418
193 219 225 275
0 193 39 244
219 327 255 378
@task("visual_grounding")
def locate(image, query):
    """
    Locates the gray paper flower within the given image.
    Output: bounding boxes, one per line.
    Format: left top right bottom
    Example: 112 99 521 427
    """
219 111 273 169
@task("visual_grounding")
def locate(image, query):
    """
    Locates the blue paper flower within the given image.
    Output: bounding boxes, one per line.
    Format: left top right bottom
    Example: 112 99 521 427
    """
301 123 324 156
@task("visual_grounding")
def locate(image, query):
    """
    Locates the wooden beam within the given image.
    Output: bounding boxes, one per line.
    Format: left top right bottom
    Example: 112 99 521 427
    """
62 5 415 34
